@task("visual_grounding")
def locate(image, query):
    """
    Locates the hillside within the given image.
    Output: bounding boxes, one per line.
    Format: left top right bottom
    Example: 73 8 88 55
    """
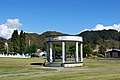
79 29 120 49
25 33 40 46
0 37 7 41
25 30 120 50
1 29 120 54
25 31 66 46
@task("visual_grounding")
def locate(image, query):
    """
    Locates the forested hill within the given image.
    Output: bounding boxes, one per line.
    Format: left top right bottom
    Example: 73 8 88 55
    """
79 29 120 49
1 29 120 54
25 31 66 46
25 33 40 46
23 30 120 49
0 37 6 41
2 29 120 52
21 31 66 51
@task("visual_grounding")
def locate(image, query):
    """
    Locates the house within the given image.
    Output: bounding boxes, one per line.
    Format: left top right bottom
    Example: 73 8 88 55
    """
36 49 47 56
106 49 120 58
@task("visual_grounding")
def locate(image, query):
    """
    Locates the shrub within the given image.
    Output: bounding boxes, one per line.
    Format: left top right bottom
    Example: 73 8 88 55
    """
97 54 104 58
88 54 93 58
93 55 98 58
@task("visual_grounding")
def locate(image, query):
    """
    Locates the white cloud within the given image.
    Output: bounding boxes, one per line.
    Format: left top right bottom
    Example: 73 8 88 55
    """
0 18 23 39
83 23 120 32
5 19 22 29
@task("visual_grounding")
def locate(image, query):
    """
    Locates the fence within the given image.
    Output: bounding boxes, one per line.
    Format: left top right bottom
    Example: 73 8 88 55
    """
0 53 30 58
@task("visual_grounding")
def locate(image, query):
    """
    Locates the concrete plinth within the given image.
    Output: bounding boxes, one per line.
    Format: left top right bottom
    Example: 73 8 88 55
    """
63 62 83 67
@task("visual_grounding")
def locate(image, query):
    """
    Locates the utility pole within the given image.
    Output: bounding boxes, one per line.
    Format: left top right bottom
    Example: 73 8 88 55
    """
29 39 31 46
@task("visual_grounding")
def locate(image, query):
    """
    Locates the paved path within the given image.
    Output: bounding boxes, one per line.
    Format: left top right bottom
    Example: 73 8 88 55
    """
0 72 48 77
0 67 120 78
42 67 120 72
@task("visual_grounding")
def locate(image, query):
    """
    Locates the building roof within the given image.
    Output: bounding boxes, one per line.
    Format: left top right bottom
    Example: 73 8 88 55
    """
106 49 120 53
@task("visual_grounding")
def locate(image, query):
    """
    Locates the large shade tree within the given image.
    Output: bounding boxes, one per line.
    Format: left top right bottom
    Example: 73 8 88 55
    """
83 43 93 57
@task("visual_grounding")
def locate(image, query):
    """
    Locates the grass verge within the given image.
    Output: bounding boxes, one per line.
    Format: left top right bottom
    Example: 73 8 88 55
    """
0 58 120 80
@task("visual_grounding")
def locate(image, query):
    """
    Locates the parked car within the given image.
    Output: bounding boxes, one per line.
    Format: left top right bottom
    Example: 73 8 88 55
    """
39 51 47 56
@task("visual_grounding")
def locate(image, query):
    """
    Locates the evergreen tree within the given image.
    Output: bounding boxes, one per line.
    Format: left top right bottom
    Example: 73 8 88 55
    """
11 30 20 53
8 42 14 53
20 30 26 54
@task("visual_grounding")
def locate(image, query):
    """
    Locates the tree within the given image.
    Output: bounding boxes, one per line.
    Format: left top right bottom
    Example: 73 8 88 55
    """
54 45 62 55
68 44 75 55
99 45 106 56
11 30 20 53
26 43 37 54
8 42 14 53
20 30 26 54
83 43 93 57
0 41 5 53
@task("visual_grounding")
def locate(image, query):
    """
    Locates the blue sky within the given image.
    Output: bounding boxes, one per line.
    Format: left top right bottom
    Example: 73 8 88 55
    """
0 0 120 39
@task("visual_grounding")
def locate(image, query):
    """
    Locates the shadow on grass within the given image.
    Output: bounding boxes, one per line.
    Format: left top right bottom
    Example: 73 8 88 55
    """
31 63 43 65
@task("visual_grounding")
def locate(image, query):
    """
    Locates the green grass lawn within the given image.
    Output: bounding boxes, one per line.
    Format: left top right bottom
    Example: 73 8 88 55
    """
2 70 119 80
0 57 46 74
0 57 120 80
